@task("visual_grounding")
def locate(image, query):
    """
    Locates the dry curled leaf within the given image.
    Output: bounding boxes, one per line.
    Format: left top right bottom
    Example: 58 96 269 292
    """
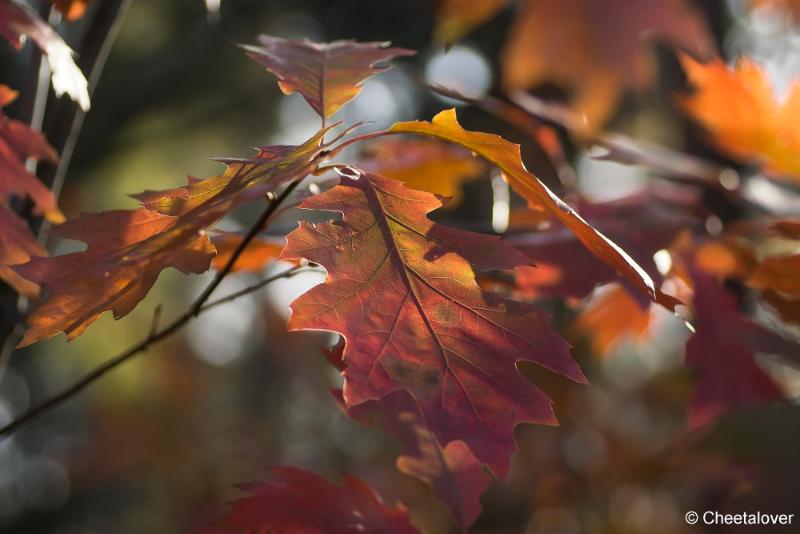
241 34 414 119
282 168 585 476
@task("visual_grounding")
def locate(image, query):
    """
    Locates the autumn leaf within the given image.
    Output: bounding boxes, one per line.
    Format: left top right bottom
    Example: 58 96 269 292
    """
685 267 785 430
0 0 90 110
17 129 332 346
359 138 485 205
240 34 414 119
501 0 713 131
210 231 284 273
509 190 697 302
216 466 418 533
344 389 489 528
679 55 800 184
51 0 89 20
571 283 652 357
282 168 585 476
390 109 681 310
0 84 61 296
433 0 505 44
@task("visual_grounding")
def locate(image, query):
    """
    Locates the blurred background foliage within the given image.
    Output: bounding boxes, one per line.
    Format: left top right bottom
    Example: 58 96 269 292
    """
0 0 799 532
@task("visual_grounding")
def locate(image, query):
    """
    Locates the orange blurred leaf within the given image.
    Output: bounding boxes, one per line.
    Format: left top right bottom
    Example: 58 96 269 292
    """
433 0 505 44
502 0 713 131
210 232 284 273
679 55 800 184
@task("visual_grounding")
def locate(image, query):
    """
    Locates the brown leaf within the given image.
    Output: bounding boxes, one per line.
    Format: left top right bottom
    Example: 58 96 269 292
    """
17 129 332 346
0 84 60 296
241 35 414 119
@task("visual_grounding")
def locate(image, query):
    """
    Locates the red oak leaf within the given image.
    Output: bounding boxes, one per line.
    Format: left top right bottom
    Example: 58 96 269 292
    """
346 389 490 529
282 168 585 476
240 35 414 119
390 109 681 310
216 466 418 534
17 129 332 346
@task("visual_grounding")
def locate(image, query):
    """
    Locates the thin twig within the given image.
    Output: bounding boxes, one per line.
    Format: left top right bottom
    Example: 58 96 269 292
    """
199 264 320 314
0 180 305 437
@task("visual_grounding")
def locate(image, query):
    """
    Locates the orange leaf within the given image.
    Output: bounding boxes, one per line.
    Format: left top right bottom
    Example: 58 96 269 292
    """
502 0 713 131
390 109 681 310
241 35 414 119
51 0 89 20
679 55 800 184
571 284 652 357
359 138 485 205
282 168 585 476
210 231 284 272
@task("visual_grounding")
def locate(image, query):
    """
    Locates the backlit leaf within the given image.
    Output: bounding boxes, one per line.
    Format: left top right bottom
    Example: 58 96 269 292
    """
390 109 681 310
17 129 332 346
0 0 90 110
241 35 414 119
679 55 800 184
282 168 585 476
